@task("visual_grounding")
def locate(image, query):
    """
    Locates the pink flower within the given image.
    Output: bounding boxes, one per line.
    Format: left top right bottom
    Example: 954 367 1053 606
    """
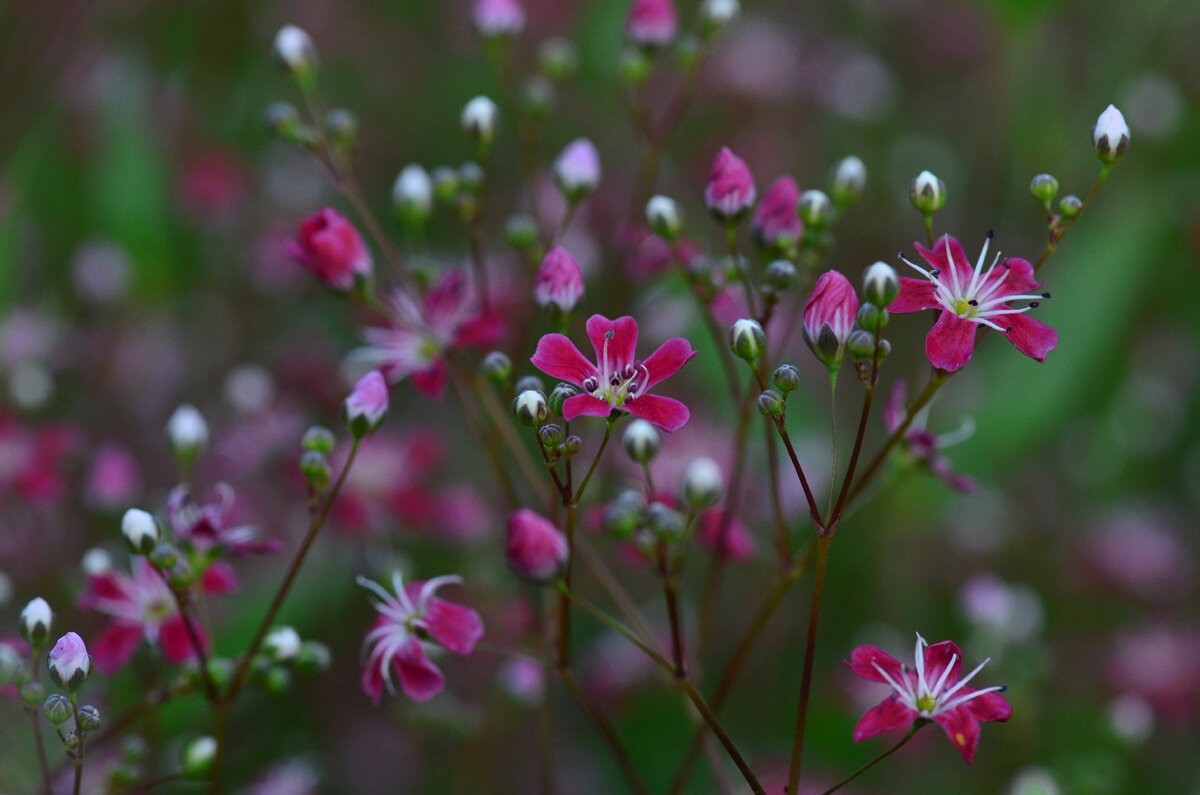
696 511 756 562
893 234 1057 372
168 483 280 557
350 271 503 399
753 176 803 248
48 632 91 690
473 0 524 37
553 139 601 200
882 381 976 493
286 208 373 292
626 0 678 47
704 147 756 222
344 370 389 434
848 634 1012 764
357 572 484 703
535 246 585 313
79 558 218 673
530 314 696 432
506 509 569 584
84 444 141 510
802 270 859 370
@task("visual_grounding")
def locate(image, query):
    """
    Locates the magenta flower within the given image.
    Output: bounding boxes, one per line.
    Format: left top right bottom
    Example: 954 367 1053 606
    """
882 380 977 494
625 0 678 47
893 234 1057 372
535 246 585 313
506 509 569 584
79 558 221 673
286 208 372 292
553 139 601 200
705 147 756 222
473 0 524 37
530 315 696 432
48 632 91 690
168 483 280 557
344 370 389 434
696 512 756 563
848 634 1012 764
350 271 502 399
358 572 484 703
802 270 859 370
753 176 803 249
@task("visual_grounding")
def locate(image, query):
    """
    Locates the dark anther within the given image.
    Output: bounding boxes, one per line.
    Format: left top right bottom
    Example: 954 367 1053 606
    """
609 375 621 386
987 229 994 239
1042 292 1051 298
1029 301 1040 308
968 300 978 306
605 330 614 340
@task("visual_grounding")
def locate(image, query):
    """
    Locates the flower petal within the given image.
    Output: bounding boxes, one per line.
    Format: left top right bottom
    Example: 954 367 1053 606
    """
562 394 613 421
454 309 505 349
925 312 977 372
423 599 484 655
625 394 690 432
159 614 206 665
847 645 905 683
362 654 386 705
395 638 446 702
92 623 144 675
964 689 1013 723
986 258 1041 297
934 706 982 765
881 380 906 433
585 315 638 375
916 237 973 288
531 334 598 387
202 563 239 596
889 277 940 313
412 361 448 399
853 696 917 742
641 338 697 390
1004 313 1057 363
924 640 963 690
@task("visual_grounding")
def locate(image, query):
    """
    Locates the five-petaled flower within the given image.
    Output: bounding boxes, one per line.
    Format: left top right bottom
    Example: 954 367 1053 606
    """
168 483 281 557
531 315 696 432
892 234 1057 372
358 571 483 703
848 633 1012 764
882 380 977 494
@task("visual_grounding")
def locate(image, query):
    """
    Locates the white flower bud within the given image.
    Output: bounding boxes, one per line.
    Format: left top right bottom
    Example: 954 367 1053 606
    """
80 548 114 577
181 736 218 781
728 318 765 362
798 189 833 226
47 632 91 691
20 598 53 647
831 155 866 206
909 170 946 214
681 457 723 509
699 0 739 32
167 404 209 457
1092 104 1130 165
461 96 499 145
646 195 682 239
264 626 303 661
553 138 601 200
392 165 433 223
862 261 899 308
623 419 661 464
121 508 160 555
513 390 549 426
272 25 317 78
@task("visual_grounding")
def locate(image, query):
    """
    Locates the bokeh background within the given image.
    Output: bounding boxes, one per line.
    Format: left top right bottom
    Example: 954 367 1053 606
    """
1 0 1198 792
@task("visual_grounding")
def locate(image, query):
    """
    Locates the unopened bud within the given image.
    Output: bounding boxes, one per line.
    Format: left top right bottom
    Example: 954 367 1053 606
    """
148 544 179 570
393 165 433 226
323 108 357 150
295 641 332 676
461 96 499 146
728 318 765 362
264 626 302 662
522 76 554 119
180 736 218 781
343 371 389 436
458 162 485 194
301 426 336 454
506 509 569 584
263 102 302 141
765 259 798 290
604 491 646 538
548 382 580 415
856 303 888 331
21 681 45 705
831 156 867 207
1059 194 1082 219
432 166 459 203
539 37 578 80
48 632 91 691
772 365 801 393
121 735 148 764
513 390 549 426
503 215 539 254
681 457 723 509
77 705 101 732
538 424 563 448
43 694 73 725
20 598 53 648
1092 104 1130 166
699 0 739 36
619 48 651 84
909 171 946 215
862 261 899 308
272 25 317 82
167 404 208 462
1029 173 1059 206
562 435 583 456
757 389 785 417
553 138 601 202
481 351 513 385
121 508 159 555
514 375 544 395
623 419 660 464
847 329 876 359
299 451 330 492
646 195 683 239
798 189 832 227
646 502 686 540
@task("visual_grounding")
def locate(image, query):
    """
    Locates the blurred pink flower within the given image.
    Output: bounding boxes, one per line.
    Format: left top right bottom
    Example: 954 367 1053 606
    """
696 511 756 562
1082 511 1194 600
85 444 142 510
535 246 584 313
705 147 756 222
168 483 280 557
1107 626 1200 718
506 509 569 584
753 176 803 249
287 208 373 292
625 0 677 47
882 380 977 494
802 270 858 370
473 0 524 37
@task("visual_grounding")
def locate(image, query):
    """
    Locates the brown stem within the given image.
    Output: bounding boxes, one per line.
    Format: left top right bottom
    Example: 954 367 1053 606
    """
786 536 832 793
820 723 923 795
157 572 217 702
774 421 824 533
558 667 650 795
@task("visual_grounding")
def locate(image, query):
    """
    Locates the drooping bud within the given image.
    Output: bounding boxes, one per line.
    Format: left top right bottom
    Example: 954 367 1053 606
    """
757 389 785 417
121 508 160 555
513 390 549 426
1029 174 1059 207
909 170 946 215
343 371 389 437
43 693 73 725
20 598 53 647
473 0 525 38
301 426 336 454
264 627 303 662
753 176 802 251
699 0 739 36
765 259 798 290
534 247 585 313
862 261 899 308
802 270 859 372
831 155 867 207
772 364 801 393
481 351 513 385
539 38 578 80
1059 195 1082 219
728 318 765 362
625 0 678 49
1092 104 1130 166
506 509 569 584
646 195 683 239
392 165 433 226
78 705 101 731
705 147 756 223
48 632 91 691
166 404 208 461
623 419 661 464
681 457 723 509
271 25 317 83
548 383 580 415
461 96 499 146
180 736 218 781
797 189 833 227
286 208 373 292
553 139 601 202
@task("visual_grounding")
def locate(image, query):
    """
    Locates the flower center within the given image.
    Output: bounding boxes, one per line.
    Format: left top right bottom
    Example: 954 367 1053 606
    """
953 299 972 317
917 694 937 714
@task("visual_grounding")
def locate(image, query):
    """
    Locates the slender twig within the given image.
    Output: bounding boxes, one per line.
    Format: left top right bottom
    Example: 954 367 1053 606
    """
820 723 924 795
156 572 217 702
1032 166 1111 273
786 535 832 794
573 420 615 503
763 419 790 562
558 667 650 795
27 708 50 794
825 375 839 520
773 421 824 532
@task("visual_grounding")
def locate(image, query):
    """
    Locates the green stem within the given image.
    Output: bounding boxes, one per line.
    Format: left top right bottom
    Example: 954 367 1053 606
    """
786 535 832 794
825 373 839 520
69 693 83 795
1033 165 1111 273
573 419 615 503
557 667 650 795
28 708 50 795
727 225 758 319
819 723 924 795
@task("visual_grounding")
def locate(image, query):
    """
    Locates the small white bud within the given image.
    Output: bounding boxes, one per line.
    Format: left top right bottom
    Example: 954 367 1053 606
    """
461 96 499 145
121 508 160 555
728 318 765 362
19 598 53 647
180 736 218 781
681 458 723 509
646 195 682 239
1092 104 1130 165
272 25 317 78
623 419 661 464
831 155 867 205
513 390 549 426
167 404 209 456
553 138 601 200
909 170 946 214
392 164 433 223
862 261 899 308
263 626 303 661
700 0 740 30
80 548 114 577
798 189 833 226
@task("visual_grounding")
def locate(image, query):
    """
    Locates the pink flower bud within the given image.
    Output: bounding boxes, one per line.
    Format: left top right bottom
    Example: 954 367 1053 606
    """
626 0 678 48
553 138 601 200
344 371 389 436
287 208 372 292
534 247 585 313
802 270 859 371
506 509 568 585
473 0 525 37
48 631 91 691
704 147 756 223
753 176 802 248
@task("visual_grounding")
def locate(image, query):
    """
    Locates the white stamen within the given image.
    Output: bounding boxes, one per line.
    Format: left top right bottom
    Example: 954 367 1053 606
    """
940 656 992 702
